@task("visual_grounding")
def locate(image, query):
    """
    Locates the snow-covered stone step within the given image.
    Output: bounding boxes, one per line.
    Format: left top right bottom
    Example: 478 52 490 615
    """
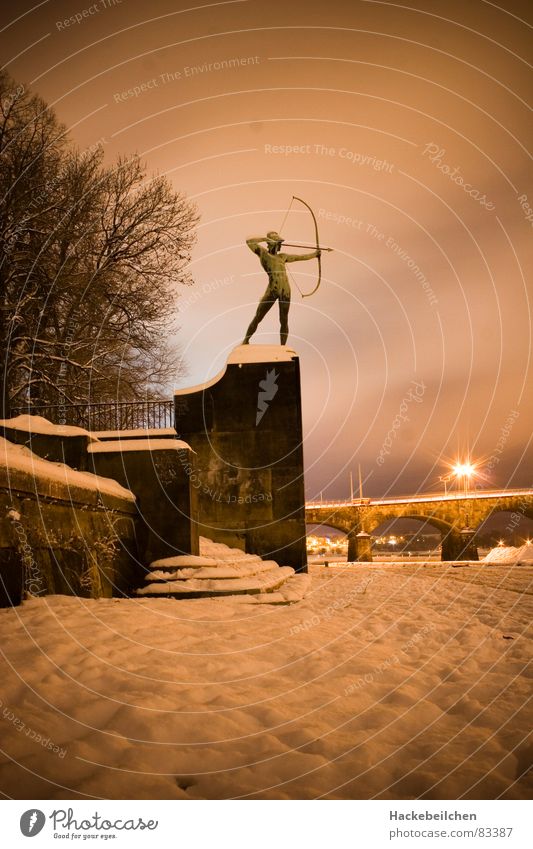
144 560 280 582
149 555 217 570
148 553 263 571
236 573 312 605
199 538 263 563
135 538 308 602
252 573 312 604
137 566 295 598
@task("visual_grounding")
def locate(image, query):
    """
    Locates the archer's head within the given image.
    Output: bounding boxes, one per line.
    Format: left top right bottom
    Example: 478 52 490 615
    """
266 231 282 254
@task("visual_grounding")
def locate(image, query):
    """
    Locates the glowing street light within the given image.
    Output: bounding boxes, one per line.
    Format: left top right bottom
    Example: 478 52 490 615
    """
452 461 476 494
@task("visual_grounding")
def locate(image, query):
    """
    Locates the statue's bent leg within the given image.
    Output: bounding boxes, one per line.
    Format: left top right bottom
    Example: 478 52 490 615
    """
243 292 276 344
279 294 290 345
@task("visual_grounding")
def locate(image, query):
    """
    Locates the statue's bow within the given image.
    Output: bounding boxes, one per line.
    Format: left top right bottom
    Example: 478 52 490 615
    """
292 196 321 298
280 195 325 298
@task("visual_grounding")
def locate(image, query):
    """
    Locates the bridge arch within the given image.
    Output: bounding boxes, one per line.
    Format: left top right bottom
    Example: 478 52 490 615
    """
366 509 466 560
472 508 533 550
364 510 453 536
471 505 533 526
305 519 350 537
354 509 463 561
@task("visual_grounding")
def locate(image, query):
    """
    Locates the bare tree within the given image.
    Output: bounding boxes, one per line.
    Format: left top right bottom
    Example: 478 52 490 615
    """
0 71 66 415
0 70 198 418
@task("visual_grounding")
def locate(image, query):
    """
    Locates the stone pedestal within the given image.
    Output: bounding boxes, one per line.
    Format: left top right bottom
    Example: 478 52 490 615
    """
348 530 373 562
458 527 479 561
441 528 479 561
174 345 307 572
88 438 198 565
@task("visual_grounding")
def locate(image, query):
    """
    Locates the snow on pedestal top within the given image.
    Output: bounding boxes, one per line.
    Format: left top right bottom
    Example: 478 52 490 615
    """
174 344 298 396
227 344 297 365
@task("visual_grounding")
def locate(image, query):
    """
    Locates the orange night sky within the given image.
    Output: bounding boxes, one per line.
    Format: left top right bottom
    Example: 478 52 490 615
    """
2 0 531 499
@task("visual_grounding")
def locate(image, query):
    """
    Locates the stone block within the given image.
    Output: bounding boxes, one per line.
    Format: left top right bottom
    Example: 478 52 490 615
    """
0 415 94 470
88 438 198 565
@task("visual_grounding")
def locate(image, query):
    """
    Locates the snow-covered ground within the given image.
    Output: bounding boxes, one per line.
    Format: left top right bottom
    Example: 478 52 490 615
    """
0 561 531 800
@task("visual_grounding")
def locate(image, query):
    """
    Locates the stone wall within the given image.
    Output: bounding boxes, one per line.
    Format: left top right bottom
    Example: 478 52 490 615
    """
0 447 140 607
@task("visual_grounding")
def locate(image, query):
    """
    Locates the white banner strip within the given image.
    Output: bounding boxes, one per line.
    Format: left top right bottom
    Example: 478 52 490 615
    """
2 799 531 848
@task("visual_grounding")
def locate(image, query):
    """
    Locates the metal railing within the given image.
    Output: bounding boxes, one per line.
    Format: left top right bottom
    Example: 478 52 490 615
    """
10 400 174 432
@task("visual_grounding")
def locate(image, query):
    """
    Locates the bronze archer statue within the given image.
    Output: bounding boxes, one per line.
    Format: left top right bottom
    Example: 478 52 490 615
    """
242 231 321 346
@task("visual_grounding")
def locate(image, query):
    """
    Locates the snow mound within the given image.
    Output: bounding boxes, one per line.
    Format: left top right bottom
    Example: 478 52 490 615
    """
483 543 533 564
516 542 533 562
483 546 517 563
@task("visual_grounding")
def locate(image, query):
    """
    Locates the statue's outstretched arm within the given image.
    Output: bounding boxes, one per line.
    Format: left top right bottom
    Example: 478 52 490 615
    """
284 249 320 262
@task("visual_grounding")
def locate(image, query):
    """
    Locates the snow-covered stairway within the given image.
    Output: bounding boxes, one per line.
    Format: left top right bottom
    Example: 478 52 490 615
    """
136 537 311 603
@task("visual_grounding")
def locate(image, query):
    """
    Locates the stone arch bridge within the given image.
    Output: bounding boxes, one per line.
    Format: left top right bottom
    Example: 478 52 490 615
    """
305 489 533 561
